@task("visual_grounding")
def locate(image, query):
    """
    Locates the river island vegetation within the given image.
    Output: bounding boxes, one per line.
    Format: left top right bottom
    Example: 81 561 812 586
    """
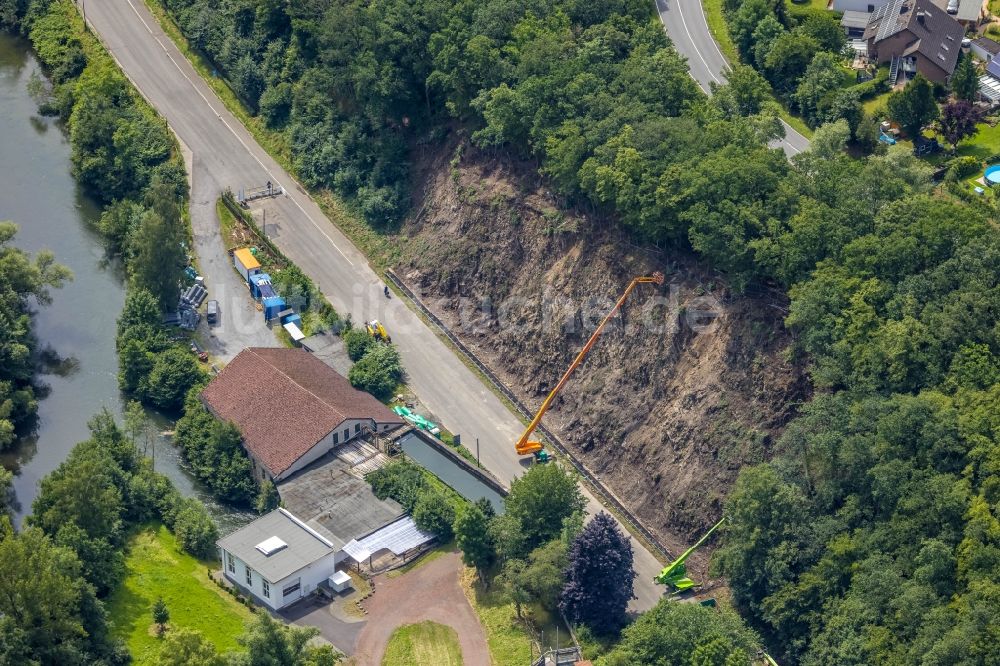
0 222 71 450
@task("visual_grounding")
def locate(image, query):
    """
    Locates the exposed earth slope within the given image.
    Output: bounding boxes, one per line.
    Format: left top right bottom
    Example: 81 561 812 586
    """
397 139 808 547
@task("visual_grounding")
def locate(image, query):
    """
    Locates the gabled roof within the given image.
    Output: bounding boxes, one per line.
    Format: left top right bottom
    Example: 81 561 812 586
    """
201 348 402 476
866 0 964 75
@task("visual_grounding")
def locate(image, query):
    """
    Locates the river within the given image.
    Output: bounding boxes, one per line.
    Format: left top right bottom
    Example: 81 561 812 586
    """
0 33 252 533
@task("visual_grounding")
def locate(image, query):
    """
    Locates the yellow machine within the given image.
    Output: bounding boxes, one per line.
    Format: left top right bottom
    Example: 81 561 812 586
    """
514 272 665 460
366 319 391 343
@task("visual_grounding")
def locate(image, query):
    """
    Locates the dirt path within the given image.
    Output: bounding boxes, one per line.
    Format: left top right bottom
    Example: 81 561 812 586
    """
352 550 490 666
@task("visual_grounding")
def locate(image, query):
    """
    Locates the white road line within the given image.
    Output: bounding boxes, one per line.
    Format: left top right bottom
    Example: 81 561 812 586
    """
123 0 354 266
675 0 722 86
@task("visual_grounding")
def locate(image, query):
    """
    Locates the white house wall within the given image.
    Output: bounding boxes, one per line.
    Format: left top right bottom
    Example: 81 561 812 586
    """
220 546 342 610
277 418 375 481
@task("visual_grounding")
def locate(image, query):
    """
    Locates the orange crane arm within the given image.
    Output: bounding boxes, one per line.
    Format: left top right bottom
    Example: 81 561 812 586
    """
515 272 665 456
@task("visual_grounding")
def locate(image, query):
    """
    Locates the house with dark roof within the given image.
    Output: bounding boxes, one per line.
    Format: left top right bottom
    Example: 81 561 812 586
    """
865 0 965 84
200 347 403 481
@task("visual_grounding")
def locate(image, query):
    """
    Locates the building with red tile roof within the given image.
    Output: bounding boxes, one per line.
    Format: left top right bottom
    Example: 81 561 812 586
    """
200 347 403 480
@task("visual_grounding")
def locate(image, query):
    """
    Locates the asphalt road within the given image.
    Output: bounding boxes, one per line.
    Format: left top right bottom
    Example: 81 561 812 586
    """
654 0 811 156
84 0 666 610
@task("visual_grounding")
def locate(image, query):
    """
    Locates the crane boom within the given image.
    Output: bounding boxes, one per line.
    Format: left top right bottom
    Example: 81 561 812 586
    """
515 272 665 457
654 517 726 591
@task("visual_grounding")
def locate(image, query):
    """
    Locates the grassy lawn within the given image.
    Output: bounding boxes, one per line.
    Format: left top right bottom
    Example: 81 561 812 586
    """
460 568 533 666
954 122 1000 161
382 621 463 666
107 524 253 664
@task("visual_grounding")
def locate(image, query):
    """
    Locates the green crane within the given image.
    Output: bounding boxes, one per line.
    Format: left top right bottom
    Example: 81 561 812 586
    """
654 517 725 593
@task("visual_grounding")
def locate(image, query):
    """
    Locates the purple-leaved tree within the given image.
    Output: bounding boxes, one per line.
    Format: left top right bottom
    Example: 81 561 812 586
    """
559 512 636 634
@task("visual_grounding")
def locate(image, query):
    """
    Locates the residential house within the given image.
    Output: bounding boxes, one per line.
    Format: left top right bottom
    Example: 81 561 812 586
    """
865 0 966 84
200 347 403 482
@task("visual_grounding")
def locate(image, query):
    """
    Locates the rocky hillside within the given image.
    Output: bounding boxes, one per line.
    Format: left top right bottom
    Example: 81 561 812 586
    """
395 137 808 556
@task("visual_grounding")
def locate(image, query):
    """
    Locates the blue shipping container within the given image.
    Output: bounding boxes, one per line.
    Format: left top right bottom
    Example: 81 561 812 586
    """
262 296 285 321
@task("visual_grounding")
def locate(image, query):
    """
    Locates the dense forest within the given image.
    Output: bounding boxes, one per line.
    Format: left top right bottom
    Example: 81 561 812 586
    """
2 0 999 661
146 0 1000 662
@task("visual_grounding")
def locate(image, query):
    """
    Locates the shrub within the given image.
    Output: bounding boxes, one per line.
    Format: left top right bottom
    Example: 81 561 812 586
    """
946 156 981 181
413 488 456 539
348 344 402 400
343 327 373 361
144 347 206 412
367 459 428 511
173 498 219 559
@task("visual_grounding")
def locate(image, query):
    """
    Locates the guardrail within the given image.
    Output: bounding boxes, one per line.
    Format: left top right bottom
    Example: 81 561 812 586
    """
385 269 672 563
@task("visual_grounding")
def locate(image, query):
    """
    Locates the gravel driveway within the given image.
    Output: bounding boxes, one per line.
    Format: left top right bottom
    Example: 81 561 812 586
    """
352 550 490 666
188 159 280 363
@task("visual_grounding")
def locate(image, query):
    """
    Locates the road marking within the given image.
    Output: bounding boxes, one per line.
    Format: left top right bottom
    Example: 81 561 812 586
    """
123 0 354 266
674 0 722 87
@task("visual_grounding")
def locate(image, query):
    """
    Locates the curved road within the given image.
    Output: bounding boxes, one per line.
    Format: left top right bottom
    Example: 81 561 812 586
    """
83 0 668 612
655 0 811 155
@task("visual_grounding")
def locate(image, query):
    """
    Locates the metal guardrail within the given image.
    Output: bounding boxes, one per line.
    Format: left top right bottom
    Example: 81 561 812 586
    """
385 269 673 563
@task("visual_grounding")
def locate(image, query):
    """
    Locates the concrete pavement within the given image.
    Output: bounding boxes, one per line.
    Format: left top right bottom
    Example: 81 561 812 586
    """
654 0 811 156
84 0 666 610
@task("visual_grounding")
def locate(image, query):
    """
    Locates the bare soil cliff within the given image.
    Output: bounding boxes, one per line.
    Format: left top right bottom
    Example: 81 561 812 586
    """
395 138 808 555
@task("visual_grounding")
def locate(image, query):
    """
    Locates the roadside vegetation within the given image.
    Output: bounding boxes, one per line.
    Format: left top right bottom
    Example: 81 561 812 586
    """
6 0 999 662
382 621 462 666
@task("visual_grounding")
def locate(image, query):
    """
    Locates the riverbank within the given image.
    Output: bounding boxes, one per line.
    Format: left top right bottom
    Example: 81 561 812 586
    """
0 30 249 531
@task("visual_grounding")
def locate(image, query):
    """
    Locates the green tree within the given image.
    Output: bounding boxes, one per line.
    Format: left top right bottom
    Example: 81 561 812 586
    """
255 480 280 513
342 327 373 361
596 599 759 666
348 344 402 399
505 463 585 552
522 539 568 612
496 558 532 619
0 527 115 664
412 488 456 539
887 74 939 139
454 502 495 576
229 612 340 665
0 222 71 450
809 119 851 161
145 347 206 412
173 498 219 559
156 628 224 666
951 52 978 103
152 597 170 636
131 207 186 311
794 51 843 125
763 30 820 94
712 64 771 117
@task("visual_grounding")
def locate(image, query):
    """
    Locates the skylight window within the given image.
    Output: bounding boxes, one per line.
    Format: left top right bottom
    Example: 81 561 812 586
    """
256 536 288 556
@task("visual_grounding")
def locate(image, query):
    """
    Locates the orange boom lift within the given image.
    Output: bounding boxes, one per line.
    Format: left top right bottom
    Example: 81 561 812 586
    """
515 272 665 461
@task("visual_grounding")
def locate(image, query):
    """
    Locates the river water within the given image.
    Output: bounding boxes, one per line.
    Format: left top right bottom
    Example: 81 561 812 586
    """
0 33 251 532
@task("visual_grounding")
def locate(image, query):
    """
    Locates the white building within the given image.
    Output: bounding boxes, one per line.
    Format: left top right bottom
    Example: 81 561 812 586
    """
200 347 404 482
217 508 342 611
217 508 434 610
